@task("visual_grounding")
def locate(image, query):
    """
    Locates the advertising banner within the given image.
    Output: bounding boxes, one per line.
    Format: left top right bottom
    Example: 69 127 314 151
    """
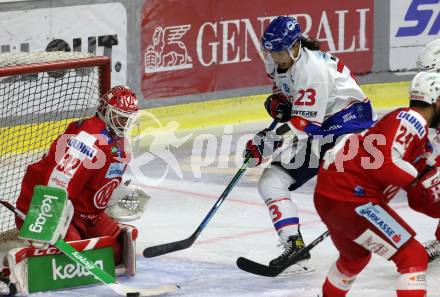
390 0 440 71
27 247 115 293
141 0 374 100
0 3 127 86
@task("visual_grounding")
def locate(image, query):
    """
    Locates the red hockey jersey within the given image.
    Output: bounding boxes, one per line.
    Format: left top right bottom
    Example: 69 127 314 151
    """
16 115 129 216
316 108 428 203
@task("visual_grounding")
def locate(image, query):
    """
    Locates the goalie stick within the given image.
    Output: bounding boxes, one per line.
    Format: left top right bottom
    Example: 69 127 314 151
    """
0 200 178 297
236 230 329 277
143 119 279 258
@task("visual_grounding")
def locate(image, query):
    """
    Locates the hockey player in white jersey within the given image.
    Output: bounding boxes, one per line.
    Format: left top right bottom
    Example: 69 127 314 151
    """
417 39 440 74
413 38 440 262
244 16 377 270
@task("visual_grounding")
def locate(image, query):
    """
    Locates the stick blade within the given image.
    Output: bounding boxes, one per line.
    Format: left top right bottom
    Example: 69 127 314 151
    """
143 238 194 258
236 257 282 277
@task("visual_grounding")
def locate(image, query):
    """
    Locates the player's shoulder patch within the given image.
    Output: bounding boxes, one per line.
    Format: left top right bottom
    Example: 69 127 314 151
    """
396 110 426 138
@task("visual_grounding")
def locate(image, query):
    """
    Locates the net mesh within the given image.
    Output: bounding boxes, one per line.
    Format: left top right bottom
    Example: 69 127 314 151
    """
0 51 103 239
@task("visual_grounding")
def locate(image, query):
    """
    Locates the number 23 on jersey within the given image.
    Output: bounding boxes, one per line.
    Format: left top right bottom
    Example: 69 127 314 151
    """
294 88 316 106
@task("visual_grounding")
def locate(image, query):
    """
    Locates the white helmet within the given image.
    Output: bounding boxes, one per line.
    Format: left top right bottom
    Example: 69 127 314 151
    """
416 39 440 73
409 71 440 104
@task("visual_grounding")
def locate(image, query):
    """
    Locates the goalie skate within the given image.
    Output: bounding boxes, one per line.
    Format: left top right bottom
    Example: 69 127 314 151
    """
0 276 16 297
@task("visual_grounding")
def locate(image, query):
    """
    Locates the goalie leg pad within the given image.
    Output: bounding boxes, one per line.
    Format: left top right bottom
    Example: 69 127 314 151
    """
72 213 122 264
6 248 28 296
118 223 138 277
6 236 117 295
59 199 74 241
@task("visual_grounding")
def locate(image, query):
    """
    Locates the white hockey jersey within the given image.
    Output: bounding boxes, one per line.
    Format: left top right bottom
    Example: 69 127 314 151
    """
265 48 377 138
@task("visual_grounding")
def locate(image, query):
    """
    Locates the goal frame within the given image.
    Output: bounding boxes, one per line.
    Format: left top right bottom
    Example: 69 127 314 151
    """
0 55 111 96
0 53 112 242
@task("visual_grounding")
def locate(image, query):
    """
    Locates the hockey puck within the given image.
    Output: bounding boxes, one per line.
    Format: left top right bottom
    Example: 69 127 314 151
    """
126 292 140 297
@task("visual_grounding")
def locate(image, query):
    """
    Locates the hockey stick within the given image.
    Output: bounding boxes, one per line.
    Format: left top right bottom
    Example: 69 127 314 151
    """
0 200 178 297
236 230 329 277
143 119 280 258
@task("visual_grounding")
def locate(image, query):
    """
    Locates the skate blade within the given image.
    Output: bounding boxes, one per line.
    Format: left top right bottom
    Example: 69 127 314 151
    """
279 264 315 276
429 256 440 265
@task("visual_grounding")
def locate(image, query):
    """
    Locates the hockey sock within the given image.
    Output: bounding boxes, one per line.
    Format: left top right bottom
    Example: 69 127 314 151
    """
396 271 426 297
322 262 357 297
265 197 299 240
392 239 428 297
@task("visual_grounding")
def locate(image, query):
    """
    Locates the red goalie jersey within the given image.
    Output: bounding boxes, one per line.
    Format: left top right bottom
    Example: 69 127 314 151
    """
316 107 428 203
16 115 129 216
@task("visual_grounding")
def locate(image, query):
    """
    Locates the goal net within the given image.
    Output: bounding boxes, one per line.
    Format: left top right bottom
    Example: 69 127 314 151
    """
0 51 111 241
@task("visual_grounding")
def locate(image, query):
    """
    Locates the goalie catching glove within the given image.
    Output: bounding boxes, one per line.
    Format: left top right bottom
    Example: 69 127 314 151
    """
106 181 151 222
244 129 283 167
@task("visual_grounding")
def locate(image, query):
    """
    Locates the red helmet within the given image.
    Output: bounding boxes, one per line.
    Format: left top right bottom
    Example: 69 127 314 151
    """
98 86 139 137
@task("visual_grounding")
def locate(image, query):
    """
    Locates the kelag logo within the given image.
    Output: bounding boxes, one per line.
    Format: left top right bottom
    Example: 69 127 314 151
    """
396 0 440 37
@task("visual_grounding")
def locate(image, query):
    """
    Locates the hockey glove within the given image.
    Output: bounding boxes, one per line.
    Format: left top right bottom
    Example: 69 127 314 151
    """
264 93 292 123
244 129 283 167
418 167 440 205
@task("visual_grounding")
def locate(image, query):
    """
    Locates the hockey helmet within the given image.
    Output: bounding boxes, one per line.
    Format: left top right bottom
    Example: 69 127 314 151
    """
416 39 440 73
98 85 139 137
409 72 440 104
261 16 301 52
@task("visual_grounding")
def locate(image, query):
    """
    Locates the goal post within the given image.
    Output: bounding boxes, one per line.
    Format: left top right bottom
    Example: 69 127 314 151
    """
0 51 111 240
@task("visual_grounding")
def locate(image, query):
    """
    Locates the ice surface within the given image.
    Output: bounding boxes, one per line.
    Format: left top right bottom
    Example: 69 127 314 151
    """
30 120 440 296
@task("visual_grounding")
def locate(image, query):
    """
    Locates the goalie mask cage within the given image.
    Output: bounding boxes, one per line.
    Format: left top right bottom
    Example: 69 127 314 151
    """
0 51 111 240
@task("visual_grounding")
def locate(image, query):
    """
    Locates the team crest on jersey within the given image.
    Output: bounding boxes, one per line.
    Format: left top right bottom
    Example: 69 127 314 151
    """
93 179 120 209
396 111 425 137
282 82 290 93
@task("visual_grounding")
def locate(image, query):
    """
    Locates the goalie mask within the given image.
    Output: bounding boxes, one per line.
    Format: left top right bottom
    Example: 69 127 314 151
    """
98 86 139 137
416 39 440 73
410 72 440 128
